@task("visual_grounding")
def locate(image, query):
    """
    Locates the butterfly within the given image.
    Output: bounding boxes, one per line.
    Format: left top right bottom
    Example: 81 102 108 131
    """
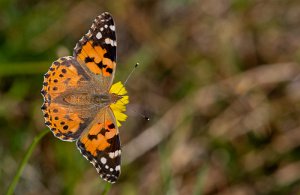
41 12 128 183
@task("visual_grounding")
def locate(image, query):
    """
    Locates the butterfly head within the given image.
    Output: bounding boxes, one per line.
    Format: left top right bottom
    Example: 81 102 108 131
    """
110 93 123 103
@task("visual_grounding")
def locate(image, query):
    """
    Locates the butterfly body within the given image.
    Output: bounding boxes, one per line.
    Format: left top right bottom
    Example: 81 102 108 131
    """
41 12 128 183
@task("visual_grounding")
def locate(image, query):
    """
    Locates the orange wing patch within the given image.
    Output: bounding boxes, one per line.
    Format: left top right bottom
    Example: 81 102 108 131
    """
42 56 83 100
76 40 116 77
42 102 87 141
80 120 117 156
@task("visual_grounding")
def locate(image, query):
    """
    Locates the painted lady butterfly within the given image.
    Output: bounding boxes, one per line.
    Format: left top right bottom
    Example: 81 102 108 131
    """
41 12 128 183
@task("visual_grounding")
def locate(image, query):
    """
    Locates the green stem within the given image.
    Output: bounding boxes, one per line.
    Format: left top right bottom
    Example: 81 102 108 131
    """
102 182 112 195
193 164 208 195
6 129 49 195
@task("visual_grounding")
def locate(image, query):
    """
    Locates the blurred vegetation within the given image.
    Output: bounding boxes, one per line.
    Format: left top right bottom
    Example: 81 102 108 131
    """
1 0 300 194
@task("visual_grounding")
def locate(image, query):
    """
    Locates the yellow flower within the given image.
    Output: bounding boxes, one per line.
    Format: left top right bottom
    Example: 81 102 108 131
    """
109 81 129 127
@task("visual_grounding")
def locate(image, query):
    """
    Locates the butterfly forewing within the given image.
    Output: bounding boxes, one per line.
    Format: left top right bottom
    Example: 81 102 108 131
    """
74 12 117 91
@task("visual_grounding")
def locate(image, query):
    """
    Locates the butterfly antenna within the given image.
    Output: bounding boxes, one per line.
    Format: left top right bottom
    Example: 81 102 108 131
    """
116 63 139 95
130 106 150 121
116 63 150 121
119 98 150 121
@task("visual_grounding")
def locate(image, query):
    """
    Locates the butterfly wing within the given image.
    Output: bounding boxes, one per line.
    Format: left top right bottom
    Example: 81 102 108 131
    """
74 12 117 92
77 107 121 183
41 56 96 141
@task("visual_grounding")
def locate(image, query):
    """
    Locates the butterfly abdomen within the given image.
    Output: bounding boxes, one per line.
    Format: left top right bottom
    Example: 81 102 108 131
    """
62 93 113 107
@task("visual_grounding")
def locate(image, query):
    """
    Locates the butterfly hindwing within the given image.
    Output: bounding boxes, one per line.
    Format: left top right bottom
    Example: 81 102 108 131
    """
74 12 117 91
77 107 121 183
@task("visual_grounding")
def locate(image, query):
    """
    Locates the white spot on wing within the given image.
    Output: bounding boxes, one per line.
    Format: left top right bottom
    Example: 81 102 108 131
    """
109 152 114 158
108 150 121 158
96 32 102 39
114 150 120 157
109 25 115 31
105 38 117 46
87 30 92 37
100 157 107 164
91 23 96 30
115 165 120 171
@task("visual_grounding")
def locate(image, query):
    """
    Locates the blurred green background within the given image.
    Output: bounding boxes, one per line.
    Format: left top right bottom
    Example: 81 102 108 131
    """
1 0 300 194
